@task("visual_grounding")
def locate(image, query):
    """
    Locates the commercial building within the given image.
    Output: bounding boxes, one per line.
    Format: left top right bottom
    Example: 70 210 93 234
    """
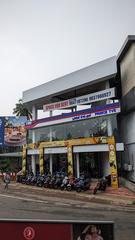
117 35 135 182
22 35 135 188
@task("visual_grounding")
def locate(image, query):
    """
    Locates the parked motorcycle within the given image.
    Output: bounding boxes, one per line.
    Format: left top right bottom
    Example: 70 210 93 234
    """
53 174 63 189
30 175 37 186
60 176 69 190
43 175 52 188
66 176 78 191
48 175 56 188
36 174 45 187
75 176 91 192
93 178 107 194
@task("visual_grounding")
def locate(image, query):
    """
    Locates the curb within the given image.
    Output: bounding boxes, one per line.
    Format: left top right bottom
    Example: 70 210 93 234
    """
5 183 135 207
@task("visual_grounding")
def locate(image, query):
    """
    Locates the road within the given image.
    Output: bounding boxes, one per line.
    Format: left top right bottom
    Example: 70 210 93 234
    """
0 185 135 240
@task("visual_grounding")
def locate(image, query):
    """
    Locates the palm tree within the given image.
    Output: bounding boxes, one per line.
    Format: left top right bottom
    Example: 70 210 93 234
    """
13 99 32 120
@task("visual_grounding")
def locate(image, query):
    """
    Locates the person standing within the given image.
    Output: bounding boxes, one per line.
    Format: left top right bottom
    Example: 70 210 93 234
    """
4 172 11 190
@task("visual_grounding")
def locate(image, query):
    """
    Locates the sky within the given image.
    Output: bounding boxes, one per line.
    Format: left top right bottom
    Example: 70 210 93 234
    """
0 0 135 116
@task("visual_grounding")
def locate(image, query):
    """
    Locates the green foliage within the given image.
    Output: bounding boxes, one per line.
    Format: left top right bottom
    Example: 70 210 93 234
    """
13 99 32 120
0 158 10 172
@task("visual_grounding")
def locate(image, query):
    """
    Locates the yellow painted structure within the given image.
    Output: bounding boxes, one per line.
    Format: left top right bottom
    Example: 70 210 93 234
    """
23 136 118 188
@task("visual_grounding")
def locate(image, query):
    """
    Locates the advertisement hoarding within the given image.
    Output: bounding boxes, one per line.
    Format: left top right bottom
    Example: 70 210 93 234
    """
0 220 114 240
0 116 27 146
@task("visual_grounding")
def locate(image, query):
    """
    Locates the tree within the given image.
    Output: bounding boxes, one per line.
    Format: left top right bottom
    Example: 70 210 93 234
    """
13 99 32 120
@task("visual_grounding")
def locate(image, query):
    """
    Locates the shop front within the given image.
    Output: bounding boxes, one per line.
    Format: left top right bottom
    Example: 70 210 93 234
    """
22 100 123 189
26 147 112 179
23 136 122 188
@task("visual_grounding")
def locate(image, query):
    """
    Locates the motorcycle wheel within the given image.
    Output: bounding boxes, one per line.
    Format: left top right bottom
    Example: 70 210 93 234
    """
67 186 72 191
44 183 48 188
76 188 81 192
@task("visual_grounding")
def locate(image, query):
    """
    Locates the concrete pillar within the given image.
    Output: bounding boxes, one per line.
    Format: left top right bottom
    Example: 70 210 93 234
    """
31 129 36 175
31 155 36 175
50 154 53 174
32 129 36 142
67 145 73 176
32 105 37 121
105 81 113 179
76 153 80 178
107 117 113 136
49 110 53 117
31 105 37 175
106 81 113 137
102 153 110 176
49 110 53 174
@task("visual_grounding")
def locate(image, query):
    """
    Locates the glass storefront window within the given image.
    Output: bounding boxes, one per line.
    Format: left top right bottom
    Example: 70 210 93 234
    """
27 114 119 144
52 154 67 174
44 154 50 173
79 152 104 178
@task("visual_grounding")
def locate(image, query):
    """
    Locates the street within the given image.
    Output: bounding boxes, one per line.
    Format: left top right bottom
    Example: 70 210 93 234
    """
0 184 135 239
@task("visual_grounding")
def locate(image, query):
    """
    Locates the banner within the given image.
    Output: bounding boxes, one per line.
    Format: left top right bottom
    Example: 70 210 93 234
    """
0 220 114 240
43 88 115 111
28 103 120 129
0 116 27 146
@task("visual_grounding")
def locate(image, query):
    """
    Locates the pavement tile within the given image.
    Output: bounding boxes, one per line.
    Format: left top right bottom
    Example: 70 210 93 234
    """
6 182 135 207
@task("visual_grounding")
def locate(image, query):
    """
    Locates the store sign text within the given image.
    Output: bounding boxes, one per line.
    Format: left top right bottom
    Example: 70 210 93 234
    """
72 108 119 121
43 88 115 112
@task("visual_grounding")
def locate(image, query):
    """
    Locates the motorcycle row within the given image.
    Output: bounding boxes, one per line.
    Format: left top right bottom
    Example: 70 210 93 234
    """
17 172 111 194
17 172 91 193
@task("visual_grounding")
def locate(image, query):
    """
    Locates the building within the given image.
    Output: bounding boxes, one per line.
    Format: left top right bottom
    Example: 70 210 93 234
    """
22 52 126 189
21 35 135 188
117 35 135 182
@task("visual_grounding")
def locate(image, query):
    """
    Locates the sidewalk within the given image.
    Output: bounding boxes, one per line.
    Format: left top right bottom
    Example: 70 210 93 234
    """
7 182 135 207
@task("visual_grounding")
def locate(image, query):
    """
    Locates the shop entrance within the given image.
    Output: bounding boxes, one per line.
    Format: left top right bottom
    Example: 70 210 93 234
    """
44 153 67 175
26 155 39 175
73 152 109 179
52 154 67 174
79 152 102 178
24 136 118 188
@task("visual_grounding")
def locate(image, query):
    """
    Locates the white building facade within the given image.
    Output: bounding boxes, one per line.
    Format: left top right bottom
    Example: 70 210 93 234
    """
22 36 135 186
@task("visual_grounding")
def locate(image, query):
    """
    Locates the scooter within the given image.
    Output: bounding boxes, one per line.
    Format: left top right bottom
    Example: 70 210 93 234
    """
60 176 69 190
30 175 37 186
75 176 91 192
36 174 45 187
93 178 107 194
66 176 77 191
43 175 52 188
53 174 63 189
48 175 56 188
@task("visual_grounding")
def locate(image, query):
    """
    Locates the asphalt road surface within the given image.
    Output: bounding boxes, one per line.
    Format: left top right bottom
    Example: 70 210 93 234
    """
0 186 135 240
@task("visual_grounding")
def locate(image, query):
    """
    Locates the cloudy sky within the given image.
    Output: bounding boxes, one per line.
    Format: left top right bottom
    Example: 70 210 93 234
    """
0 0 135 116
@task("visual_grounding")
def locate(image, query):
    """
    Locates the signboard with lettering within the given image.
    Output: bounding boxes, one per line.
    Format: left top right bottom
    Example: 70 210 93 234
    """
27 103 120 129
0 220 114 240
43 88 115 112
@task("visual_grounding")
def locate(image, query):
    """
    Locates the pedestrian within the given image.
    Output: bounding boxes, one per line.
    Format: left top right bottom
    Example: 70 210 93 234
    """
4 171 11 190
